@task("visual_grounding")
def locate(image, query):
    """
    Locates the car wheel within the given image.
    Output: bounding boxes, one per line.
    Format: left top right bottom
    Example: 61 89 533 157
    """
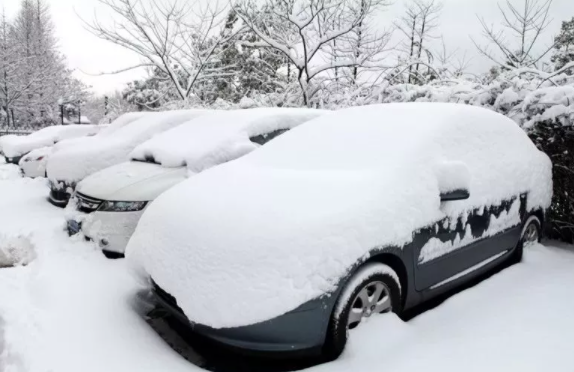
323 263 401 360
510 215 542 264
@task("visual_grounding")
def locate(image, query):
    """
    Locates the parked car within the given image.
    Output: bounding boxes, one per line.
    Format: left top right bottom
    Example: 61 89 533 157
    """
19 113 149 179
126 103 552 359
67 108 324 258
46 110 208 207
18 146 52 178
0 124 104 164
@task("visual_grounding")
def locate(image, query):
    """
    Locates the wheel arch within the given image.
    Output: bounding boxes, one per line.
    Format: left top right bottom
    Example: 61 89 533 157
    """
530 209 545 228
365 252 409 310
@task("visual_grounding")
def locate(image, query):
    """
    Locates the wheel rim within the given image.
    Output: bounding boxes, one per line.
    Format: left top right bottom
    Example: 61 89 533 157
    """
523 222 539 246
347 281 391 330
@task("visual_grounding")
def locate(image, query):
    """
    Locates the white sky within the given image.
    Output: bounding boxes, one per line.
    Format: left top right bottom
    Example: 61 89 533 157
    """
2 0 573 96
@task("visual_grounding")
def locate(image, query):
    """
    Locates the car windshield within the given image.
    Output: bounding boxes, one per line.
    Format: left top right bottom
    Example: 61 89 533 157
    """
249 128 289 145
133 153 160 165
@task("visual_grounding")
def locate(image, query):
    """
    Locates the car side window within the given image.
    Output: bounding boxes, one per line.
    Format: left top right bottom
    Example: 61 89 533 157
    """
249 129 289 146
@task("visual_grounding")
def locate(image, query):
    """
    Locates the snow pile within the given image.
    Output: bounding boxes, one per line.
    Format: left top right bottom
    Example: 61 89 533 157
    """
130 108 324 171
0 235 35 268
127 103 552 328
47 110 208 183
0 125 103 158
0 164 22 180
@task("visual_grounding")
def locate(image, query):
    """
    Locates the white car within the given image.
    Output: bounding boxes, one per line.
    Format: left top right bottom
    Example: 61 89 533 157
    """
0 124 103 164
68 108 324 258
18 146 52 178
47 110 207 207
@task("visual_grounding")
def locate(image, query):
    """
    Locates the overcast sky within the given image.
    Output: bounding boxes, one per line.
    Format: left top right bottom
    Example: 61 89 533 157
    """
3 0 573 95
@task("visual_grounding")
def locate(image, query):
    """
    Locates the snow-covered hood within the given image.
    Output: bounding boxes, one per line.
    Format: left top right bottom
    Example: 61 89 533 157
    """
128 163 441 328
77 161 188 201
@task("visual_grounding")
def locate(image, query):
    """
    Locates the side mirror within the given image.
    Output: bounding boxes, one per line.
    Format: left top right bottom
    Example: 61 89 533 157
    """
440 189 470 202
434 161 471 202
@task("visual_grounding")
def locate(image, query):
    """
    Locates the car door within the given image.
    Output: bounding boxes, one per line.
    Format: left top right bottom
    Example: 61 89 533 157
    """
414 194 526 291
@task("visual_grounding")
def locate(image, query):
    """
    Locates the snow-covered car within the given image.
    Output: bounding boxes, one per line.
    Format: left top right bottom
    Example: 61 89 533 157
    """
0 124 103 164
126 103 552 358
46 110 208 207
19 113 149 179
18 146 52 178
67 108 324 258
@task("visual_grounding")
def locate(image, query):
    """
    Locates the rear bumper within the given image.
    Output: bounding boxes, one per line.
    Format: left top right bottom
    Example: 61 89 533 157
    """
151 282 332 356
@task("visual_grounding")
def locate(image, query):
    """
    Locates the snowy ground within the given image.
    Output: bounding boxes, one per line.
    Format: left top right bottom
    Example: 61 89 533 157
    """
0 163 573 372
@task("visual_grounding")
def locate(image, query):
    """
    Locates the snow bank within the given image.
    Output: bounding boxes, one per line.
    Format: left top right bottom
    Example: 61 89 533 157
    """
127 103 552 328
47 110 208 183
130 108 324 171
1 125 103 158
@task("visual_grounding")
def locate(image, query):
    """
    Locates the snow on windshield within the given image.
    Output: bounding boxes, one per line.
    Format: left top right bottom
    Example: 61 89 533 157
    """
129 108 324 170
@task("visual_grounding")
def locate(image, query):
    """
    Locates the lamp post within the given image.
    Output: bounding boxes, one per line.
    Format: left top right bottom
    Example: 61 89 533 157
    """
57 98 64 125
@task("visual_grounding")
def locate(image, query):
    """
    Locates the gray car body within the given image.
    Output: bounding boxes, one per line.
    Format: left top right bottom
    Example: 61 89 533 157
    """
153 192 543 356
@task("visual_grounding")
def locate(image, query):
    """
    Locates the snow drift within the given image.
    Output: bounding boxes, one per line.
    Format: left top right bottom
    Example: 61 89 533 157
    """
127 103 552 329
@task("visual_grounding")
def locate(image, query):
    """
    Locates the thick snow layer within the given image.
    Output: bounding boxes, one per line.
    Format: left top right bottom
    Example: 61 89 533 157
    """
0 125 103 158
0 168 573 372
130 108 324 171
127 103 553 328
0 165 199 372
47 110 208 183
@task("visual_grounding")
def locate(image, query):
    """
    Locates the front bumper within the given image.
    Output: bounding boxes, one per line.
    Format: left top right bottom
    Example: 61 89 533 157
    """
151 281 333 356
79 209 146 255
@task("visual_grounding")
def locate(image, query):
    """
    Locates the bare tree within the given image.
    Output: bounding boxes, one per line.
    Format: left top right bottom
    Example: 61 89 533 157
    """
83 0 244 101
435 38 472 79
234 0 391 106
395 0 443 84
327 0 393 87
472 0 555 69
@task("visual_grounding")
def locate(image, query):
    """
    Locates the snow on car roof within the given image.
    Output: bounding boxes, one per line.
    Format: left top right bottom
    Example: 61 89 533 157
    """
1 124 103 158
126 102 552 329
50 112 148 154
47 110 208 183
129 108 325 170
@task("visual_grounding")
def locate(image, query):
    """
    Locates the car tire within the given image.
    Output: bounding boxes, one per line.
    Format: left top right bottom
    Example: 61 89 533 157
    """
323 263 401 360
510 215 542 264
